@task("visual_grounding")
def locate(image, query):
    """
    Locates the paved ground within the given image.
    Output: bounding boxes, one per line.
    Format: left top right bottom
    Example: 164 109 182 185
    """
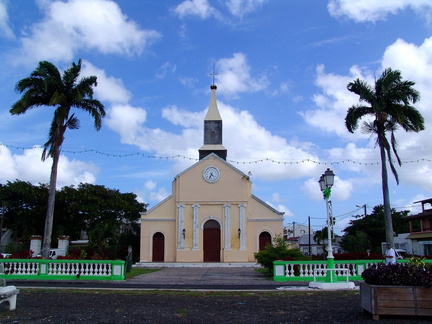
8 266 312 290
126 266 310 289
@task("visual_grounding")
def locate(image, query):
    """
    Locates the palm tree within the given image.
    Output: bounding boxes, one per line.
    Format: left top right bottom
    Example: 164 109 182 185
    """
10 60 105 258
345 68 424 246
313 227 329 256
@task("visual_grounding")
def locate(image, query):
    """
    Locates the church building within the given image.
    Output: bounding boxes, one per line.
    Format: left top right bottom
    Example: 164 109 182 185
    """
139 83 284 264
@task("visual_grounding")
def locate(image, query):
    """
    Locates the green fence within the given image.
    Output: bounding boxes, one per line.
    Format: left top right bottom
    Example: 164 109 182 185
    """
273 259 432 282
0 259 125 281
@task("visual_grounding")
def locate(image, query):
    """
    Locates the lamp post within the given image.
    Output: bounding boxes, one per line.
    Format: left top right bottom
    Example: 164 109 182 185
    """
319 168 336 282
309 168 355 289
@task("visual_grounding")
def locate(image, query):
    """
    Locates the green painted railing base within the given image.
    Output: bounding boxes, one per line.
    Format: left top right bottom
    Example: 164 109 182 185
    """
273 259 432 282
0 259 125 281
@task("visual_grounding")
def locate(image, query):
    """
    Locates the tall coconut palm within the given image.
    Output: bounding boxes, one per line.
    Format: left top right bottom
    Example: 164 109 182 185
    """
345 68 424 246
10 59 105 258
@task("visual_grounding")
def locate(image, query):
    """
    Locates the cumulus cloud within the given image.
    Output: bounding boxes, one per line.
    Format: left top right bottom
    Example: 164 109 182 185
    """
0 145 98 187
81 60 132 104
328 0 432 23
300 64 369 139
302 176 353 202
0 0 14 39
16 0 161 65
105 95 321 183
226 0 266 18
304 36 432 193
215 53 269 98
173 0 218 19
131 180 171 205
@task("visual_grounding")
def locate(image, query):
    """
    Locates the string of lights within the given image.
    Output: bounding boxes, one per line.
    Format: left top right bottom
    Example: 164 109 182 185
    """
2 142 432 166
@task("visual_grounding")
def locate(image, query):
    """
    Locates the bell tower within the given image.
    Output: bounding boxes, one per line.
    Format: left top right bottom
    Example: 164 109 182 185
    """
198 82 227 160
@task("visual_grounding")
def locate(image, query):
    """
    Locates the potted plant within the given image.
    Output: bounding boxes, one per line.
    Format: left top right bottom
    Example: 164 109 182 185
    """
360 257 432 320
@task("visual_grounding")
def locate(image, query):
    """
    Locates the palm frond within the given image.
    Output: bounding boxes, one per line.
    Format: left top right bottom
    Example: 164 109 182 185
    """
345 105 373 133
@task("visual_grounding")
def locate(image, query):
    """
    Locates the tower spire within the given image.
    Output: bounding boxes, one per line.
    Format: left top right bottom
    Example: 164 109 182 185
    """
198 69 227 160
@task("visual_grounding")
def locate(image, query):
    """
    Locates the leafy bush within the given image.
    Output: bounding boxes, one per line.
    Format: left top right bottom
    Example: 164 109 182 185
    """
362 258 432 287
10 250 34 259
254 235 310 273
57 247 87 260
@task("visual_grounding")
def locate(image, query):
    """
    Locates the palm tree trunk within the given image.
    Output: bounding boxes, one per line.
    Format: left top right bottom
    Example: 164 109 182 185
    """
41 147 60 259
380 145 394 246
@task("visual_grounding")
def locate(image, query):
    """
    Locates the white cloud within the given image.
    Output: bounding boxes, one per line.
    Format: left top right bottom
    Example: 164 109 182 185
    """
305 36 432 193
328 0 432 23
156 62 177 79
81 60 132 104
300 64 368 138
105 96 321 182
0 0 14 39
136 180 169 205
226 0 266 18
16 0 160 64
302 176 353 202
105 104 148 146
173 0 218 19
0 145 98 187
216 53 269 98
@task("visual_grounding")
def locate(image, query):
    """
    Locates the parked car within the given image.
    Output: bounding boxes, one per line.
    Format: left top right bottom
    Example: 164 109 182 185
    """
36 249 65 259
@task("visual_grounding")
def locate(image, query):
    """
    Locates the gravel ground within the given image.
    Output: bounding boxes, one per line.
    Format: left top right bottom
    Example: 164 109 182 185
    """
0 289 431 323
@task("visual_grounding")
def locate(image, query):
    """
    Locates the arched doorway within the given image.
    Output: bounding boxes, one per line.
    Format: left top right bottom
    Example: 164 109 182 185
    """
259 231 272 251
152 232 165 262
203 220 221 262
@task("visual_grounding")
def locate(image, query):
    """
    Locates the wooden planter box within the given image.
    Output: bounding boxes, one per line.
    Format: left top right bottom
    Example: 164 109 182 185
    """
360 282 432 320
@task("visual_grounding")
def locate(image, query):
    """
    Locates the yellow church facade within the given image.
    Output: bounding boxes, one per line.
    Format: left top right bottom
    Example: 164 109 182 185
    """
139 84 284 264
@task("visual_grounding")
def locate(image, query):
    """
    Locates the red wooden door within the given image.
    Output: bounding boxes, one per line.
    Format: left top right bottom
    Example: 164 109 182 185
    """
203 220 221 262
259 232 272 251
152 232 165 262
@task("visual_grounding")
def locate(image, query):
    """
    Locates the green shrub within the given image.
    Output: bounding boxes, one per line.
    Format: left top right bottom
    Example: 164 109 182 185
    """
254 235 310 273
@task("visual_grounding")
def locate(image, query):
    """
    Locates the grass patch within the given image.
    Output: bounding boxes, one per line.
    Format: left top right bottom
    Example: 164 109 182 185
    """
175 308 189 318
254 267 273 278
125 267 160 279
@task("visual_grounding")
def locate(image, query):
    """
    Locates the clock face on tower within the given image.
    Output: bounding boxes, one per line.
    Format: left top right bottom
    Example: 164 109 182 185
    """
203 166 220 183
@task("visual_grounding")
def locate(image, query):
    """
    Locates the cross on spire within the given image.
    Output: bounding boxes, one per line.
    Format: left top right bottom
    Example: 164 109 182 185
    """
210 62 218 86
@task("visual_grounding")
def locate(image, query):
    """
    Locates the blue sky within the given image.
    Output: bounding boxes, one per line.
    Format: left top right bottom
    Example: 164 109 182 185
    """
1 0 432 234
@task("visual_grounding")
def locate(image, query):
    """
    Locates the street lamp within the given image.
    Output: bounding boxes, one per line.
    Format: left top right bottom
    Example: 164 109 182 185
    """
309 168 354 290
320 168 335 281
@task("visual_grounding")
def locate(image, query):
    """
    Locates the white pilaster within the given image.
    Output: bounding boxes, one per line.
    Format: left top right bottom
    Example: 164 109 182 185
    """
224 204 231 250
177 204 185 250
192 204 200 250
239 204 246 250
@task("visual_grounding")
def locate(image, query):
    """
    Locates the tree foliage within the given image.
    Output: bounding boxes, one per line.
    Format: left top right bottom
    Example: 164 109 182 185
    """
340 205 409 254
0 180 47 241
10 59 106 258
0 180 147 260
345 68 423 246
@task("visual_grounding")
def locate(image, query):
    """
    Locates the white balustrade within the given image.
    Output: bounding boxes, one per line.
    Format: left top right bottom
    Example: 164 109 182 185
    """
278 261 382 279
